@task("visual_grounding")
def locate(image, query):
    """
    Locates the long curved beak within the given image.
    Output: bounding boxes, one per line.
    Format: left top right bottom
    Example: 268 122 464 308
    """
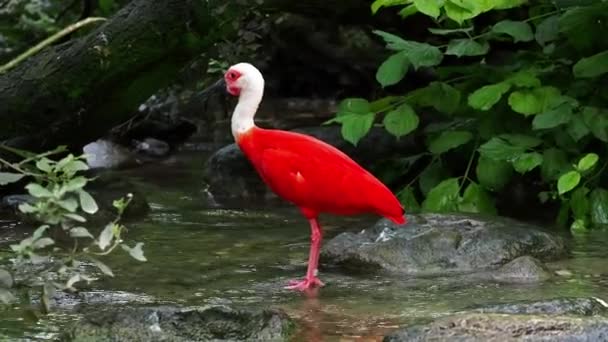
195 78 226 99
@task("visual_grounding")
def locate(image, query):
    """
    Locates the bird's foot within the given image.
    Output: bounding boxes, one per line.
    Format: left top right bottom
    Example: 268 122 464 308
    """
284 276 325 291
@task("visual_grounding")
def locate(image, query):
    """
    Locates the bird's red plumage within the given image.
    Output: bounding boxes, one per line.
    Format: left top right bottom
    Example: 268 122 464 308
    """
236 126 406 224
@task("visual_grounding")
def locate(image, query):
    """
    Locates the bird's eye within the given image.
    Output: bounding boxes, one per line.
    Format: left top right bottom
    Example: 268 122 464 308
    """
228 72 237 80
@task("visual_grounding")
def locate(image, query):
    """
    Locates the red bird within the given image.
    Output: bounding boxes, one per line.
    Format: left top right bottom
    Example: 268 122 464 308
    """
224 63 406 291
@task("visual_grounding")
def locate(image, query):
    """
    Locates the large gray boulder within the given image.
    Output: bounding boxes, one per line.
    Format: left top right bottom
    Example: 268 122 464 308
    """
61 305 295 342
383 313 608 341
467 297 608 316
321 213 566 278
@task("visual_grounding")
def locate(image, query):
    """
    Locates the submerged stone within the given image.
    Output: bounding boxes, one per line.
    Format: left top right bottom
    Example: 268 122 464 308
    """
383 313 608 341
61 305 295 342
490 256 552 283
321 213 566 276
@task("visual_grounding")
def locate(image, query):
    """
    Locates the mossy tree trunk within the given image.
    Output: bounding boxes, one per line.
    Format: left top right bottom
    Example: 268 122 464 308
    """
0 0 214 152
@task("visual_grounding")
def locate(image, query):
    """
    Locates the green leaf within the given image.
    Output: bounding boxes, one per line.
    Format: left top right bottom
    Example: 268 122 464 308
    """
78 190 98 214
494 0 526 9
577 153 599 172
567 115 590 141
478 137 526 161
373 30 443 69
532 103 574 130
499 134 543 149
64 176 88 192
413 0 443 19
383 104 419 138
428 130 473 154
445 39 489 57
90 257 114 277
570 218 587 232
582 107 608 142
376 52 410 87
406 43 443 69
70 227 94 239
559 3 608 52
475 156 512 191
397 186 420 213
25 183 52 198
492 20 533 42
18 203 36 214
64 213 87 222
512 152 543 174
427 82 461 114
35 158 53 172
32 225 49 241
541 148 569 181
371 0 410 14
468 82 511 110
122 242 147 262
571 186 590 220
459 182 496 214
33 237 54 249
428 26 474 36
535 15 559 46
57 198 78 212
55 154 75 171
98 224 114 251
557 170 581 195
573 50 608 79
0 172 25 185
65 160 89 175
444 0 477 24
338 98 371 116
339 113 375 146
508 86 562 116
590 188 608 226
419 162 448 196
422 177 461 212
505 71 541 88
398 4 418 18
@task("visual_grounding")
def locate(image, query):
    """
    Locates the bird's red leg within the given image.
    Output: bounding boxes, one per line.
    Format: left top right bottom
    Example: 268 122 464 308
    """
286 218 325 291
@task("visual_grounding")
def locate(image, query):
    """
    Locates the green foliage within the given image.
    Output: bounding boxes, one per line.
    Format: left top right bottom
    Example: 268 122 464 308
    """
331 1 608 230
0 146 145 309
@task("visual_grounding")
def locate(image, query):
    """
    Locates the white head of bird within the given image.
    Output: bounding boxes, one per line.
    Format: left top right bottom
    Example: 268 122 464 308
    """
224 63 265 140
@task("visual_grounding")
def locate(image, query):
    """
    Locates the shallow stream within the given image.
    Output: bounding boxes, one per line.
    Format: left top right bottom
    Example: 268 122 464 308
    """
1 151 607 341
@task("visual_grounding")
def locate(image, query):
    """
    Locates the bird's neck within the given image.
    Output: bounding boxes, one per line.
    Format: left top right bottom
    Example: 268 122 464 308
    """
231 87 263 140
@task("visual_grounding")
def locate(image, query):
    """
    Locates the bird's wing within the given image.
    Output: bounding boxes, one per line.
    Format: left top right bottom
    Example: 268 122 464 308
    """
255 129 377 214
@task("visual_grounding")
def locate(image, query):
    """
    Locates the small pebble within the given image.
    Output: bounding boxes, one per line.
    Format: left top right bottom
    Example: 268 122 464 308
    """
555 269 573 277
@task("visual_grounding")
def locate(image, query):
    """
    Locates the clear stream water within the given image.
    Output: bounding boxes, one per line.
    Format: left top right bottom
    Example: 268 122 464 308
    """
1 151 607 341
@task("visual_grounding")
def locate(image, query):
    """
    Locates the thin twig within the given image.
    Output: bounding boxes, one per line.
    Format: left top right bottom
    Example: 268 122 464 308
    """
0 17 107 74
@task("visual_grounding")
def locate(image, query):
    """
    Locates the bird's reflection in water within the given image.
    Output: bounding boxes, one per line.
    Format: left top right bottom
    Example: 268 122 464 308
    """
299 288 323 342
296 288 386 342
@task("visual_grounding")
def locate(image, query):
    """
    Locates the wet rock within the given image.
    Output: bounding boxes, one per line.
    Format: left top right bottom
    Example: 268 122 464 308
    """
489 256 552 283
321 213 566 276
132 137 171 158
0 194 32 209
203 143 271 204
203 126 418 204
32 290 156 310
468 297 608 316
83 139 136 169
383 313 608 341
86 174 149 222
61 305 295 342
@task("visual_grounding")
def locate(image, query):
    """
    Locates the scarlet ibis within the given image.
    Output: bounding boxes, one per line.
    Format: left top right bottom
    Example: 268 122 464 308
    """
224 63 406 291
